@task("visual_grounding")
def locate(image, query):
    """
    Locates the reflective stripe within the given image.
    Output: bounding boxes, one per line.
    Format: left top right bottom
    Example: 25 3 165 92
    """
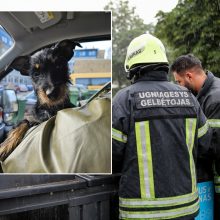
145 122 155 198
135 121 154 198
119 191 198 207
186 118 197 192
214 176 220 184
120 200 199 219
208 119 220 128
214 175 220 194
215 186 220 193
198 121 209 138
112 128 127 143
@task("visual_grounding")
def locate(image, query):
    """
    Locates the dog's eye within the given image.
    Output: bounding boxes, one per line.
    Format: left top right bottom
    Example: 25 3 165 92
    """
35 64 40 69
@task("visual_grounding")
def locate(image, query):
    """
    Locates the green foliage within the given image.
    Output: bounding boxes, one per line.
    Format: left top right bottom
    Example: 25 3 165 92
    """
105 0 154 90
155 0 220 76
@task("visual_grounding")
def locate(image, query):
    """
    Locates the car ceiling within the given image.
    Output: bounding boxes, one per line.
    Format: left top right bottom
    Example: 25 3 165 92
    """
0 11 111 79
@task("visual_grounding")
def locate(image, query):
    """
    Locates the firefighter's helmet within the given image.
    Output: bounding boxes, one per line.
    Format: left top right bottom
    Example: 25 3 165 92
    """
124 34 168 72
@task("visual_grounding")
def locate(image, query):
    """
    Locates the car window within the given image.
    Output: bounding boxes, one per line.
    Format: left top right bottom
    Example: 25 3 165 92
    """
69 40 111 93
0 26 14 58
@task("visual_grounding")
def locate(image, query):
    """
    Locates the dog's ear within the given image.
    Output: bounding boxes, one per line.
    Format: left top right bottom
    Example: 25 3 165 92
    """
10 56 30 76
53 40 82 61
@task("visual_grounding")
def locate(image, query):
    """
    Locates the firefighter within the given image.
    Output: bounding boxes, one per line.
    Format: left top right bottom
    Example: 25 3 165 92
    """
112 34 212 219
170 54 220 219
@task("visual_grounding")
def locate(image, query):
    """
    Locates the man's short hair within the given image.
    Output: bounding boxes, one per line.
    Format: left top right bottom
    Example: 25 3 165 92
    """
170 54 203 74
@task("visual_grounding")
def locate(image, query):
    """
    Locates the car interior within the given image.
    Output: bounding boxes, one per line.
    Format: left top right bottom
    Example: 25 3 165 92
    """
0 11 111 139
0 12 111 79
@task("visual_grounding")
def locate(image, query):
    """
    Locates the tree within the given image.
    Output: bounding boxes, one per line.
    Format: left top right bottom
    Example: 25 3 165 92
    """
155 0 220 76
105 0 154 93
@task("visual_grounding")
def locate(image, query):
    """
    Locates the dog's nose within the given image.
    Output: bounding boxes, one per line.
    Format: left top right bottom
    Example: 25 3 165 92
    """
46 87 55 96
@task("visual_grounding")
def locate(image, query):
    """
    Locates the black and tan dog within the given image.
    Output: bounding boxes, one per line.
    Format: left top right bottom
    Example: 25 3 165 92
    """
0 40 81 161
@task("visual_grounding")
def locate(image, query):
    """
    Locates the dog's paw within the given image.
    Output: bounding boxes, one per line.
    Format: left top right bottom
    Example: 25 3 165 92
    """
0 121 30 161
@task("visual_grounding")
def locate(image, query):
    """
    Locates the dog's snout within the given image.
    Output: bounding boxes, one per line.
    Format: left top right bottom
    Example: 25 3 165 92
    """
46 87 55 96
45 86 60 100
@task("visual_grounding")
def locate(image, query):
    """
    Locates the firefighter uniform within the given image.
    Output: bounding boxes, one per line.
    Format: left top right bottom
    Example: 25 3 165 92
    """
196 71 220 217
112 34 212 219
112 70 212 219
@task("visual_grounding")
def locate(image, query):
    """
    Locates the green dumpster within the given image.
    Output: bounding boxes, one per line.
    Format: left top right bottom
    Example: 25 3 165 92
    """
88 90 98 99
81 88 89 100
12 99 27 124
69 87 79 106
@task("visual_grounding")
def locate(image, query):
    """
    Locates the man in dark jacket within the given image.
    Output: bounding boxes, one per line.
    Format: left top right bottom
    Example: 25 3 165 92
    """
171 54 220 219
112 34 212 219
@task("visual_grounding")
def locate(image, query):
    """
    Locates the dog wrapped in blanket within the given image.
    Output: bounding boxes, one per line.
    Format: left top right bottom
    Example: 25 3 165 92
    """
0 40 81 161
